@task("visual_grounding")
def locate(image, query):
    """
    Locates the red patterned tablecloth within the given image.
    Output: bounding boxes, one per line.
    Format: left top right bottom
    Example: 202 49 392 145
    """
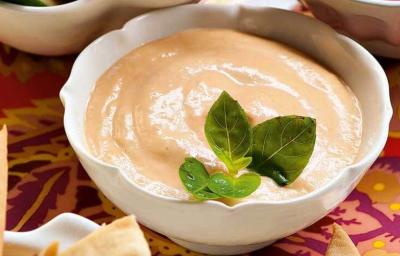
1 6 400 256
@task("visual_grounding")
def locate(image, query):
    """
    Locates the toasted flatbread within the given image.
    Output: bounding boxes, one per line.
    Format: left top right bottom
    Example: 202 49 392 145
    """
0 126 8 255
39 241 58 256
40 215 151 256
326 223 360 256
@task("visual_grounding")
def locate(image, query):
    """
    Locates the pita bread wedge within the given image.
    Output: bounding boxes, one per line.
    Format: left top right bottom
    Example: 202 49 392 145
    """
39 241 59 256
326 223 360 256
0 126 8 255
40 215 151 256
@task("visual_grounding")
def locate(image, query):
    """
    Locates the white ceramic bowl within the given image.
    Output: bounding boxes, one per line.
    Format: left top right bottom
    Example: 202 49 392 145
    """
60 4 392 255
302 0 400 58
4 213 99 256
0 0 193 56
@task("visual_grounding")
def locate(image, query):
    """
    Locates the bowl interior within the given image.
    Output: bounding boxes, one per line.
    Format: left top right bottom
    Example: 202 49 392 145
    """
61 4 391 203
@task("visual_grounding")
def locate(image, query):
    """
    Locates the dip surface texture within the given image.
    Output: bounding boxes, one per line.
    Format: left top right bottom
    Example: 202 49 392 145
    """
85 29 362 202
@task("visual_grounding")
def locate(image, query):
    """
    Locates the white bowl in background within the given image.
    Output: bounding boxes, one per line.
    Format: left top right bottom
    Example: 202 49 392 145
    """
60 4 392 255
302 0 400 58
0 0 193 56
4 213 99 256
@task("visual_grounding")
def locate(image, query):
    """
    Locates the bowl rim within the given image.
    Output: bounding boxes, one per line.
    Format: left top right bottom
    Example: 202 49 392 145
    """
61 3 393 211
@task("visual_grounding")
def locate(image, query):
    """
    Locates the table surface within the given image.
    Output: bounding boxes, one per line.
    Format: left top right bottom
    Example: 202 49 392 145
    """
1 2 400 256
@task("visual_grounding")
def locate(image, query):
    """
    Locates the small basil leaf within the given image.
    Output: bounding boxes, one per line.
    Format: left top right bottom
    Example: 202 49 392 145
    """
208 172 261 198
249 116 316 185
179 157 210 193
193 187 221 200
205 91 252 174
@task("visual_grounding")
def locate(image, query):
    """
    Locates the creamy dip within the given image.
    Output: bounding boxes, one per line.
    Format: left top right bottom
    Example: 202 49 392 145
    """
85 29 362 202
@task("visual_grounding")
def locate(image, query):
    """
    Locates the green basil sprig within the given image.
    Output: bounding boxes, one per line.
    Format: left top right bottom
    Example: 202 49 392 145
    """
179 91 259 200
179 91 317 201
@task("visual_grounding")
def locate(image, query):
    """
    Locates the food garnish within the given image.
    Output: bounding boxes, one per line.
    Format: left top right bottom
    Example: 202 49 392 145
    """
179 91 316 200
249 115 316 185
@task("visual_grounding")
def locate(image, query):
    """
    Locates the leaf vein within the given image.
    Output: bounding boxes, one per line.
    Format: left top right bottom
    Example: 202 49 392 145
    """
232 131 247 154
268 122 313 162
223 99 232 159
280 119 295 147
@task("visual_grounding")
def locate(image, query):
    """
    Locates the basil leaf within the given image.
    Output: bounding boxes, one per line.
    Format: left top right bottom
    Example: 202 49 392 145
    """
208 172 261 199
193 187 221 200
205 91 252 174
179 157 210 192
249 116 316 185
179 157 220 200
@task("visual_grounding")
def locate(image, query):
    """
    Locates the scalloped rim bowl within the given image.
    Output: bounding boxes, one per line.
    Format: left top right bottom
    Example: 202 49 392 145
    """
4 213 99 256
0 0 193 55
60 4 392 255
